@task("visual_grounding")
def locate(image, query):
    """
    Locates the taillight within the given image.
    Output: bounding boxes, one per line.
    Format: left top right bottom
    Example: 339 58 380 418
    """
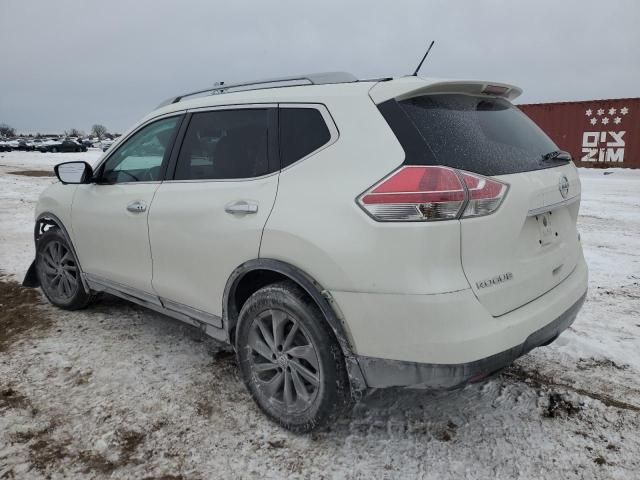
459 172 508 218
357 166 507 222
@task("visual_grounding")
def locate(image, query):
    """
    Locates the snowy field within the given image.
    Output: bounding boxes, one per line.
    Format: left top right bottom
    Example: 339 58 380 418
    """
0 151 639 479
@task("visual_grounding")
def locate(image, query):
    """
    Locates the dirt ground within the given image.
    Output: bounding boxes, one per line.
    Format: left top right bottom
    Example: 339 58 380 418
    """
6 171 54 178
0 276 51 353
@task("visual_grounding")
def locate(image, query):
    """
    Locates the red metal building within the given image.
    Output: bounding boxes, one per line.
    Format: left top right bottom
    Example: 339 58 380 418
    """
519 98 639 169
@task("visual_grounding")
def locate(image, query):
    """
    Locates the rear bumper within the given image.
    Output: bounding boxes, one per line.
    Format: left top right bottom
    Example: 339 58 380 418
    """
331 253 588 388
356 291 585 388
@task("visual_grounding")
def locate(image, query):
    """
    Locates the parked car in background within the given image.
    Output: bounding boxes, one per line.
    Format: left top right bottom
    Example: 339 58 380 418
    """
38 138 87 153
100 139 115 152
24 72 588 432
0 140 13 152
17 139 35 151
30 139 44 150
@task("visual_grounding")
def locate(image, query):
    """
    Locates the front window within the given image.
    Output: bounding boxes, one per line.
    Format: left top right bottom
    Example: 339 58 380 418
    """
101 116 180 183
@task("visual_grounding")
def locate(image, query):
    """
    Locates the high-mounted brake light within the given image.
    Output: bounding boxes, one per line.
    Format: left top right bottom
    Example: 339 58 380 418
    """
357 166 507 222
482 84 510 96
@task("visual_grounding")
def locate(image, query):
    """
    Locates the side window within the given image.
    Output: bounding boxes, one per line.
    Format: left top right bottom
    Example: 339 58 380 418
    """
174 109 270 180
101 116 180 184
279 107 331 168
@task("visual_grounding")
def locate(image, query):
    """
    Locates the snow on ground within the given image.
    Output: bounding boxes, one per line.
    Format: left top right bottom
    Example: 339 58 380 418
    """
0 152 639 479
0 150 103 276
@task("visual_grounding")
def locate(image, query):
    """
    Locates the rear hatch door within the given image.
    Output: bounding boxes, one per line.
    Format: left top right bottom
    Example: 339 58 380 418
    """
461 164 581 316
385 90 582 316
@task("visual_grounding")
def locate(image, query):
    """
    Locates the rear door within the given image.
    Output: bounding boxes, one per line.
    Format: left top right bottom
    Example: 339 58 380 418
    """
148 106 279 321
391 93 582 316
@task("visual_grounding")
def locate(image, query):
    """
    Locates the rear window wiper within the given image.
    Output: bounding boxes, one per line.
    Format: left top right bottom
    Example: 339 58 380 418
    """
541 150 571 161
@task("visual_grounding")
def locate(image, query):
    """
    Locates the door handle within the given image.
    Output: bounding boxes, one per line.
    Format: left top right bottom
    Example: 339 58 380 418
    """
126 201 147 213
224 200 258 215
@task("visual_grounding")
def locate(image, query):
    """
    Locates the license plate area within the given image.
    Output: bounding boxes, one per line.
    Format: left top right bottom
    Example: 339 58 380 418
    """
536 212 555 246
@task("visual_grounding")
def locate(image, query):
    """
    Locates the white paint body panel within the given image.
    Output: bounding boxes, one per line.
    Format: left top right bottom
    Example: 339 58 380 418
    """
35 182 75 227
460 163 582 317
332 253 587 364
260 95 470 295
148 176 278 316
71 183 159 294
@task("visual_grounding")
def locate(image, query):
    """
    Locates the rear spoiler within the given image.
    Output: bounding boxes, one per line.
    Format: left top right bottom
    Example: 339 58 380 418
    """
369 77 523 104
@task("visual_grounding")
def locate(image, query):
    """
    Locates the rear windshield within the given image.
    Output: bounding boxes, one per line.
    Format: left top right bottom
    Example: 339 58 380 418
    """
379 94 568 176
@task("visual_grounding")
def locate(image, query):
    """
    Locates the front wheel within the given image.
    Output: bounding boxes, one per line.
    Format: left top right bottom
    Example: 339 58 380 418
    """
236 281 351 432
36 230 92 310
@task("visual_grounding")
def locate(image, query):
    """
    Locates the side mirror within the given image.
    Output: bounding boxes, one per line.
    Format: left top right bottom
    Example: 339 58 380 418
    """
54 161 93 184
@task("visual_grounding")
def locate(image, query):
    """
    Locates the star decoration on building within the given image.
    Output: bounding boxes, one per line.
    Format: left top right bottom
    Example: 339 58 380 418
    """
586 105 628 126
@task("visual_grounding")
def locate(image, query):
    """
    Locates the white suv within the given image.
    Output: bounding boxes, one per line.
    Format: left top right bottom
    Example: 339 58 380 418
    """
24 73 588 432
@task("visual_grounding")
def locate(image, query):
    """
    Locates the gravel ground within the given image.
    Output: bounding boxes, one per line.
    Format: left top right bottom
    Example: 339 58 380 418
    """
0 151 639 479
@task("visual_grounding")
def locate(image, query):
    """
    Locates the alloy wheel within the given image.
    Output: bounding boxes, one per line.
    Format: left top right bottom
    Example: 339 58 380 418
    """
248 309 321 411
39 240 79 302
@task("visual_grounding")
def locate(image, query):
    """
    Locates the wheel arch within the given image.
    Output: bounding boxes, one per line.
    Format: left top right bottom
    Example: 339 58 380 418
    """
223 258 367 393
23 212 89 293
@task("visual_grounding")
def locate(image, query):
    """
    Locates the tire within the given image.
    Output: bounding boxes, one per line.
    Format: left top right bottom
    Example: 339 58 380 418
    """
35 229 92 310
51 147 57 153
236 281 350 432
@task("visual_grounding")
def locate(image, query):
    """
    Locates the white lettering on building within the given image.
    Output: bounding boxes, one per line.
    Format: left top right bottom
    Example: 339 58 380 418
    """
582 105 630 163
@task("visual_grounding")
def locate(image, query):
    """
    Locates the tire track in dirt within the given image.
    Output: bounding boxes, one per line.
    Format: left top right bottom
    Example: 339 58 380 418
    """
503 365 640 413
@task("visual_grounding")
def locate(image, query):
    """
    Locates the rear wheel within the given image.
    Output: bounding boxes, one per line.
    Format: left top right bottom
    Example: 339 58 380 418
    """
236 281 350 432
36 230 92 310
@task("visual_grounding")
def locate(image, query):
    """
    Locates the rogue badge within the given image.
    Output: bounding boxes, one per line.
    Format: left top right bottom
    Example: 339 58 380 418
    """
476 272 513 289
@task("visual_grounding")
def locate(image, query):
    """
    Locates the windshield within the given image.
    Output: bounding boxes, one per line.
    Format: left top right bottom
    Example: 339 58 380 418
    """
383 94 569 176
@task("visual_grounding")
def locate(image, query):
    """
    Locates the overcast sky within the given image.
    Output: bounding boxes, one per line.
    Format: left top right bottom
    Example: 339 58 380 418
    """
1 0 639 134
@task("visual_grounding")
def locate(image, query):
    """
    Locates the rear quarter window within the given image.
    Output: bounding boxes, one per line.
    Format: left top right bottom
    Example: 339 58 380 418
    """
279 107 331 168
379 94 568 176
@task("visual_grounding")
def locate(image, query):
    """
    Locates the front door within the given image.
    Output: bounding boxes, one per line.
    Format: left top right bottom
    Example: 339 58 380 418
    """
148 107 279 319
71 115 182 295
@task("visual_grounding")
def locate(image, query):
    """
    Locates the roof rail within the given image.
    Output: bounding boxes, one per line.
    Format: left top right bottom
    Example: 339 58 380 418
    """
157 72 358 108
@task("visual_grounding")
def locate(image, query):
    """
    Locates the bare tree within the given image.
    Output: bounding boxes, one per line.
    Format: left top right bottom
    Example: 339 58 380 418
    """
0 123 16 137
65 128 83 137
91 124 108 139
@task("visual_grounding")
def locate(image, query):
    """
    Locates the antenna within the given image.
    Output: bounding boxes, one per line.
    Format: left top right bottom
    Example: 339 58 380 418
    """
412 40 435 76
